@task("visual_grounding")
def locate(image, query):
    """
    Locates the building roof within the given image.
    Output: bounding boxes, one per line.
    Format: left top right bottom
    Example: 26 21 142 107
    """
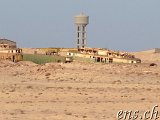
0 39 16 45
75 13 88 17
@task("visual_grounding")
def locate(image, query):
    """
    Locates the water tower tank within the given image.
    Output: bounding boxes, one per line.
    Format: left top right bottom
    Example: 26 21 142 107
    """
74 13 89 25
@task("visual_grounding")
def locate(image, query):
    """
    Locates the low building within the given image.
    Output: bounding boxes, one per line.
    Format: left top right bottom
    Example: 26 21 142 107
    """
67 48 141 64
0 39 23 62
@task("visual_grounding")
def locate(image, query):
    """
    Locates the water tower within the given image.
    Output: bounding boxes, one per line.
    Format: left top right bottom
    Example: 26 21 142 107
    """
74 13 89 49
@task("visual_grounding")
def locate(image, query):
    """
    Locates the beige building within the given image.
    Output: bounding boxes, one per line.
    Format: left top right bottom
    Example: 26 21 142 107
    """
67 48 141 64
0 39 23 62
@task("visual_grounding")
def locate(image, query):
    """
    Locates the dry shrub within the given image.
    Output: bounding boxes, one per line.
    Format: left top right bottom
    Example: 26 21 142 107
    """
149 63 157 67
65 112 72 115
67 86 72 89
137 72 144 76
9 88 16 92
83 68 87 70
155 73 159 76
57 60 61 63
141 98 145 101
83 116 87 118
26 85 33 89
112 80 122 84
45 73 51 76
146 88 152 91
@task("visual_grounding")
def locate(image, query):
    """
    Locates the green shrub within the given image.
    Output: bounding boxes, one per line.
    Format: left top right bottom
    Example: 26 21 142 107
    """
23 54 65 64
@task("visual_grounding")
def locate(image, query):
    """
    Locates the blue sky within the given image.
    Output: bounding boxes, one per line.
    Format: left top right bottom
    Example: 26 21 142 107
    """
0 0 160 51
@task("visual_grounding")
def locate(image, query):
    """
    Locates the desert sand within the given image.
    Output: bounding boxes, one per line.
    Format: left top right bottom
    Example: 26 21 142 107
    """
1 51 160 120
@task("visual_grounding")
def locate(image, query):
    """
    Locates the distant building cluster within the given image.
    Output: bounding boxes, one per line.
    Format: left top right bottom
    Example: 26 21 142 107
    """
72 13 141 63
0 13 143 64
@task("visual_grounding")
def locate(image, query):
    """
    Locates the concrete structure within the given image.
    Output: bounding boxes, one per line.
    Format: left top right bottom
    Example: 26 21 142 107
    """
74 13 89 49
67 48 141 64
0 39 23 62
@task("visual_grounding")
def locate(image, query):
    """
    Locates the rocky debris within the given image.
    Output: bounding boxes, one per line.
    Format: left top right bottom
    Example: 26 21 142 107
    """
0 60 16 67
17 61 38 66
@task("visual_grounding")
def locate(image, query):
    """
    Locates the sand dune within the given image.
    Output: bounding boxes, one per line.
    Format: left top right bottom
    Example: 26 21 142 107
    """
132 49 160 64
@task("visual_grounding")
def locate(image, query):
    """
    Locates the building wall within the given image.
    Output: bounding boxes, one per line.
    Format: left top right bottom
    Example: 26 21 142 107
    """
113 58 138 63
0 49 23 62
67 51 141 64
97 50 108 56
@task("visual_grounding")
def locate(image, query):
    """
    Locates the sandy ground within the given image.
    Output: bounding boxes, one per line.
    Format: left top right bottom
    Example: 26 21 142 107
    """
1 51 160 120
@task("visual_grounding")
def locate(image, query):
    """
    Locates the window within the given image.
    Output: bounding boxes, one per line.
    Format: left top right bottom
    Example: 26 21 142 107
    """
77 26 80 31
82 39 85 44
83 26 85 31
82 33 85 38
77 39 79 44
